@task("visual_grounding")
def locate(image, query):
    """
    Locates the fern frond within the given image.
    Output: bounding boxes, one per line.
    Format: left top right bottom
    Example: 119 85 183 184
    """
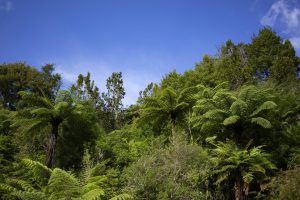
242 172 254 184
250 101 277 117
223 115 240 126
110 193 134 200
213 82 229 91
174 102 189 112
47 168 81 200
202 109 228 121
81 188 105 200
11 190 48 200
229 99 248 116
251 117 272 128
21 159 52 186
238 85 258 101
7 179 35 192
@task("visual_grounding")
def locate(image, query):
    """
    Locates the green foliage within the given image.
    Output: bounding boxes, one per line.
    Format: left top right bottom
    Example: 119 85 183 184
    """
247 28 298 84
0 108 18 181
124 133 211 200
0 63 61 110
102 72 126 130
0 159 118 200
139 85 201 135
109 193 133 200
209 140 276 199
192 84 277 146
267 164 300 200
47 168 81 199
1 27 300 200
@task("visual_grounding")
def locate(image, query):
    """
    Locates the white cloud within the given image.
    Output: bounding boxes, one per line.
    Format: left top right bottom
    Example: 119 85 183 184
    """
289 37 300 50
261 0 300 29
261 0 300 50
0 0 13 12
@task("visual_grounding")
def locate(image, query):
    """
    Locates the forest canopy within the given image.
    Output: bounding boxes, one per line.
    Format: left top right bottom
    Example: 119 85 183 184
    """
0 28 300 200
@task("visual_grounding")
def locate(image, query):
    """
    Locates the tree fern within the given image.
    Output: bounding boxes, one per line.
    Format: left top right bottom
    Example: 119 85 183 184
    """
14 92 79 168
192 84 277 145
139 86 196 134
210 140 276 199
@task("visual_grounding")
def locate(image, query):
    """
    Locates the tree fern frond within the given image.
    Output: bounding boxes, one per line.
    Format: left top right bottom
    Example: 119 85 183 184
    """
110 193 134 200
213 82 229 91
202 109 228 121
174 102 189 112
81 188 105 200
21 159 52 186
249 164 266 174
251 117 272 128
203 88 215 98
160 87 177 104
242 172 254 184
19 91 54 109
223 115 240 126
177 85 200 105
213 91 236 108
7 179 36 192
141 97 162 107
238 85 258 101
229 99 248 116
0 183 16 193
30 108 53 118
215 172 230 185
47 168 81 199
11 190 48 200
250 101 277 117
193 99 216 114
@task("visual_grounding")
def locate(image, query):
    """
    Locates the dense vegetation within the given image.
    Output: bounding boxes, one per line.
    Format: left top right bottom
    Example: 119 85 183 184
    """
0 28 300 200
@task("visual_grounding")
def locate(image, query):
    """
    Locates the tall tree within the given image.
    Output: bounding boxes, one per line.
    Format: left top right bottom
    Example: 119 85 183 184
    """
0 63 61 110
70 72 102 107
102 72 125 130
216 41 253 89
247 27 299 84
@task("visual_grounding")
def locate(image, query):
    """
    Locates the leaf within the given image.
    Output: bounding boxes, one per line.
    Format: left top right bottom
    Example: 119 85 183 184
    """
229 99 248 115
81 188 105 200
203 109 228 120
250 101 277 117
47 168 81 199
223 115 240 126
110 193 134 200
251 117 272 128
213 82 229 91
242 172 254 184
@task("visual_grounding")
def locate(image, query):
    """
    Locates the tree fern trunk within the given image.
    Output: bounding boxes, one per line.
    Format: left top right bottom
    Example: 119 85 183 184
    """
234 177 246 200
45 122 59 168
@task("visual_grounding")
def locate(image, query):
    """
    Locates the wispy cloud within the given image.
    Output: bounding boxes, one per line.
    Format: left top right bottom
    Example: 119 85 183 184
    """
261 0 300 50
0 0 13 12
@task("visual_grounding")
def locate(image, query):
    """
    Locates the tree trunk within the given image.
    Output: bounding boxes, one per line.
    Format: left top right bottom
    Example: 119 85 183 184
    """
234 177 246 200
45 122 59 168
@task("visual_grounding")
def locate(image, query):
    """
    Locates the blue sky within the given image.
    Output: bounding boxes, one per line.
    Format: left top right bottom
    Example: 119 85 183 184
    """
0 0 300 105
